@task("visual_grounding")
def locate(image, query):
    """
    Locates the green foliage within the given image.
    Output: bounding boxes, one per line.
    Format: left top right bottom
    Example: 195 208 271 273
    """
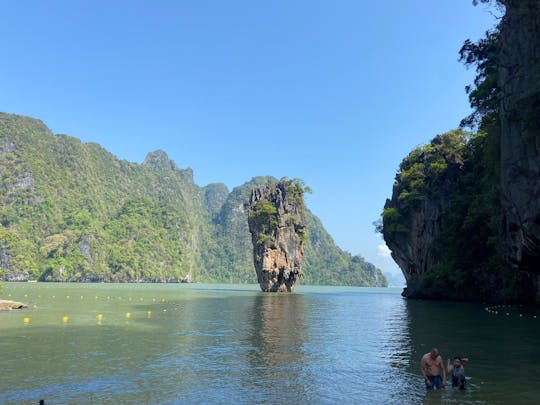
281 177 312 203
392 130 469 212
459 28 501 129
249 201 278 233
382 208 409 235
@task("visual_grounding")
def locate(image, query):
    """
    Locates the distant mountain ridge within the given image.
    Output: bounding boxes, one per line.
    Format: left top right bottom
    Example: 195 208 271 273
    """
0 112 387 287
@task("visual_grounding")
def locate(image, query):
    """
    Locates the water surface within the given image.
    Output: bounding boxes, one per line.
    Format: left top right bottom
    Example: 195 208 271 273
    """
1 283 539 404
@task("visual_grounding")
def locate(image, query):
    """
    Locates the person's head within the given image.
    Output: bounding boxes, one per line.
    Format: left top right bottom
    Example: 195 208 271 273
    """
430 348 440 359
453 357 462 367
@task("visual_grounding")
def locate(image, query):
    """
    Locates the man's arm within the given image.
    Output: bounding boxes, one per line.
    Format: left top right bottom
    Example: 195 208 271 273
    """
420 357 431 386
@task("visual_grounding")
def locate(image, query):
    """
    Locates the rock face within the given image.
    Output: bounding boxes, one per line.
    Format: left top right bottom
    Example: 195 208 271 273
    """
498 1 540 287
382 134 465 299
0 300 28 311
383 199 446 298
248 180 307 292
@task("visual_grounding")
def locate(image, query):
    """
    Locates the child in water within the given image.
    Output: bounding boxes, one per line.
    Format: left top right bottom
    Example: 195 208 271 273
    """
447 357 469 389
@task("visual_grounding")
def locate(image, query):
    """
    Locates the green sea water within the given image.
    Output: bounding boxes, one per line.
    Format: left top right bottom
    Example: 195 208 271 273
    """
1 283 539 404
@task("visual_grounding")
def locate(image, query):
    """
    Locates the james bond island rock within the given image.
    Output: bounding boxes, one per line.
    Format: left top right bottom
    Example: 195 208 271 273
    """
248 179 307 292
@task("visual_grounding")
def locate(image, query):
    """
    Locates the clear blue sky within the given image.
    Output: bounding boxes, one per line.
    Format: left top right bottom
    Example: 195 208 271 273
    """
1 1 498 278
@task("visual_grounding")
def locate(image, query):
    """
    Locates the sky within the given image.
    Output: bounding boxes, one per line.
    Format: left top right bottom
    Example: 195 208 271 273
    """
0 1 499 279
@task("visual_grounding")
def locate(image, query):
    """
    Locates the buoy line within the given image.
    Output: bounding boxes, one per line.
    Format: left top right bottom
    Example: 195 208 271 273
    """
484 304 538 319
17 304 181 324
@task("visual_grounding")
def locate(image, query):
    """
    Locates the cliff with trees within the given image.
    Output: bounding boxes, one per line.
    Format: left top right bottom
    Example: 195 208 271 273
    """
381 0 540 303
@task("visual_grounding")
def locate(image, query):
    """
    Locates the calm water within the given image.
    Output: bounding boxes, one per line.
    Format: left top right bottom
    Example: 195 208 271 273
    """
1 283 539 404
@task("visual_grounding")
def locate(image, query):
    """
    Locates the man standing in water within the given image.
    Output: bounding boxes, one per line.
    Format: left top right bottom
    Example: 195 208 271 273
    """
420 348 446 390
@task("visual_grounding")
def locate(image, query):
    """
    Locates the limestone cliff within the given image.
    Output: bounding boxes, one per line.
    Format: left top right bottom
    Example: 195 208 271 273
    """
383 199 446 298
248 180 307 292
498 1 540 282
382 132 467 300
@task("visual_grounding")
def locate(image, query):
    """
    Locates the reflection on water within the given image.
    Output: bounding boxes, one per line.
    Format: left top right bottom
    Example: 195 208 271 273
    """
243 294 308 401
248 294 306 367
1 284 539 404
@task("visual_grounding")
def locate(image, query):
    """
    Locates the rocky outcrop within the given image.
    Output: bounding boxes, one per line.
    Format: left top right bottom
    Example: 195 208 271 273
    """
383 199 446 298
498 1 540 288
248 180 307 292
0 300 28 311
382 134 466 299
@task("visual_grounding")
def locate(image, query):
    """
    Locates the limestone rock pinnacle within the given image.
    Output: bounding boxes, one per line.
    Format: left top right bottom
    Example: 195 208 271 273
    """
248 179 307 292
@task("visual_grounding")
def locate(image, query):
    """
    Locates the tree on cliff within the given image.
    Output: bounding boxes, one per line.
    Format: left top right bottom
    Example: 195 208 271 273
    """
459 29 500 129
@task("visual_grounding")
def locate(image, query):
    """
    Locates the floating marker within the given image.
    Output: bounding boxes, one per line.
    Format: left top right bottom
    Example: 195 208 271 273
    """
24 294 28 297
66 296 70 299
97 314 103 321
23 317 30 324
163 309 167 312
147 311 152 318
126 312 131 319
62 316 69 323
80 296 84 299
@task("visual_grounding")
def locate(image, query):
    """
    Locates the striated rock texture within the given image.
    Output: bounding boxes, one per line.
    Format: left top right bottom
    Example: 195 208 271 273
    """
498 0 540 280
383 200 445 297
248 180 307 292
